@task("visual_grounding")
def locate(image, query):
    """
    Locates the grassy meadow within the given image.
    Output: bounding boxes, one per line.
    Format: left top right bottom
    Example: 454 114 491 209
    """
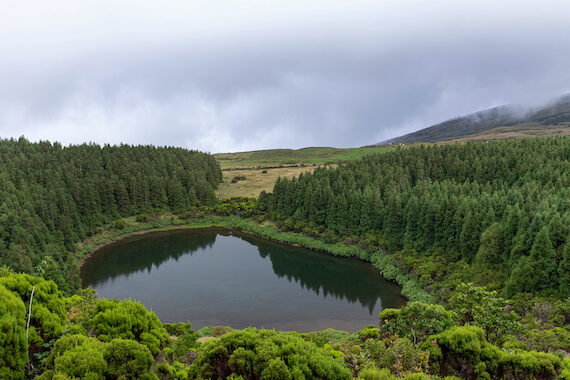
214 145 395 198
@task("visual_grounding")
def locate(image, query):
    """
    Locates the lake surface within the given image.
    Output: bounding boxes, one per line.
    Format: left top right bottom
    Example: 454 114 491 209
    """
81 228 407 332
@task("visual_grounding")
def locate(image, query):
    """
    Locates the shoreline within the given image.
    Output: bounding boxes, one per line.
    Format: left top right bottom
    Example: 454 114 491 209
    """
77 222 224 268
76 216 426 303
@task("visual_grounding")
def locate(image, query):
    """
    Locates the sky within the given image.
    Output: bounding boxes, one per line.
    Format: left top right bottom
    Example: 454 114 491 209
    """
1 1 570 153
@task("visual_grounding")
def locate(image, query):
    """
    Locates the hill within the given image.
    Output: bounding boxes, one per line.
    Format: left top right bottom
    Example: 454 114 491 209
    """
378 94 570 145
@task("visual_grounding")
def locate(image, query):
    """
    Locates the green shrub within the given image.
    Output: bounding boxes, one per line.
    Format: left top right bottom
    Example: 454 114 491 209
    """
357 366 395 379
448 283 523 345
379 302 454 343
429 325 562 379
166 322 199 360
0 284 28 379
92 298 169 355
359 325 381 341
40 335 157 380
136 214 150 222
103 339 157 380
0 271 66 369
41 334 107 379
113 219 126 230
188 328 351 379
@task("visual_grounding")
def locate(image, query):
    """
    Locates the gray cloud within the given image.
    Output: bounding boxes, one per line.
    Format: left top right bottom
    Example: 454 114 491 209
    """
1 1 570 152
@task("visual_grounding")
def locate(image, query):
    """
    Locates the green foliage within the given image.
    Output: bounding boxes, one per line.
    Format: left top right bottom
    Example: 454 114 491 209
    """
360 335 433 378
448 283 523 345
40 334 157 380
112 219 126 230
165 322 200 360
525 327 570 353
0 284 28 380
0 138 222 286
430 325 562 380
43 335 107 379
379 302 454 343
136 213 151 223
91 298 169 355
264 137 570 300
64 287 98 334
103 339 157 380
188 328 352 379
0 270 67 373
359 325 381 341
357 366 395 380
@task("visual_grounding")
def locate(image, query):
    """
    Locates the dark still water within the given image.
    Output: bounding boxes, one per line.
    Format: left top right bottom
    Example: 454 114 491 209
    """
81 228 407 332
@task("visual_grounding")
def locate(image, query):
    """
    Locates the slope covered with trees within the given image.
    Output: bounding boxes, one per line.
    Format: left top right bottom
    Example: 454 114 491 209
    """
2 136 570 378
0 137 222 294
266 137 570 299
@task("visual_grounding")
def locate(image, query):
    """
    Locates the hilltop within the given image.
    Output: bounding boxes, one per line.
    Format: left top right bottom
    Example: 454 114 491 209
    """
378 94 570 145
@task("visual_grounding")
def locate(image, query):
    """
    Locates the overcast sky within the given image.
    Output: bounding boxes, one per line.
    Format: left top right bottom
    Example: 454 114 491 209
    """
1 1 570 153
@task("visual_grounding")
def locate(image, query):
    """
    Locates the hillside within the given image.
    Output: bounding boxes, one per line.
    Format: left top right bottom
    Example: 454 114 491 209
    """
379 94 570 145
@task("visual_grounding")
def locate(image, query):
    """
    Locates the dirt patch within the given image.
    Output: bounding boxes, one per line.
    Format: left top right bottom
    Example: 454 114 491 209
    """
197 336 218 343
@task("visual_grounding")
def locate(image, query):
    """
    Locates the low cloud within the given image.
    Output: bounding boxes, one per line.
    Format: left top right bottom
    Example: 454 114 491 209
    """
1 1 570 152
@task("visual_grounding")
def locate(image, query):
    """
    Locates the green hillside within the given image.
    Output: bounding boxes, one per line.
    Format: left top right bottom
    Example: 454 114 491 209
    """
380 94 570 144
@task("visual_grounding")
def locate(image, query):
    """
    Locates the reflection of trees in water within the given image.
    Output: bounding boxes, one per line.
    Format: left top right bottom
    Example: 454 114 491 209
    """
81 229 220 285
82 228 404 315
240 234 390 315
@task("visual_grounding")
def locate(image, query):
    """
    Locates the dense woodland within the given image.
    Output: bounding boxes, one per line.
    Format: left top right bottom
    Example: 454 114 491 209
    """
264 137 570 299
0 137 222 294
2 136 570 379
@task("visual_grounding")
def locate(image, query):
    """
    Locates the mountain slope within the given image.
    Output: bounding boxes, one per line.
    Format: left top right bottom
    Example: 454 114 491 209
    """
378 94 570 145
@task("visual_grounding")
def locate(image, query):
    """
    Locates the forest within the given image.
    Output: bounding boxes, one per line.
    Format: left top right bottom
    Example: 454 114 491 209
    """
0 137 222 294
1 136 570 379
265 137 570 299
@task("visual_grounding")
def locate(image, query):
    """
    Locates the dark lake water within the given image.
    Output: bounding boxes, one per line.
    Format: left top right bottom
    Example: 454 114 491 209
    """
80 228 407 332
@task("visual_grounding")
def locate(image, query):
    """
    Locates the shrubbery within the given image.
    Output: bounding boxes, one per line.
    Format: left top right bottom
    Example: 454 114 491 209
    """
92 298 169 355
0 284 28 379
187 328 352 379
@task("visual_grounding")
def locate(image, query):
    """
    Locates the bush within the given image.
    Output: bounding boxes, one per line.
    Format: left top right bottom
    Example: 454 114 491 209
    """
429 325 562 379
41 334 107 379
92 298 169 355
40 335 157 380
0 284 28 379
103 339 157 380
0 271 67 368
136 214 150 223
188 328 352 379
379 302 454 343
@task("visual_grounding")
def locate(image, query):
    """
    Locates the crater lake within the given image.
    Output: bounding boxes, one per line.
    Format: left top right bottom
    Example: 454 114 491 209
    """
80 228 407 332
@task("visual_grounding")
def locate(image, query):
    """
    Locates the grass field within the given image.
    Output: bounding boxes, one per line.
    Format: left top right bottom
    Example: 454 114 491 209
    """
214 146 395 199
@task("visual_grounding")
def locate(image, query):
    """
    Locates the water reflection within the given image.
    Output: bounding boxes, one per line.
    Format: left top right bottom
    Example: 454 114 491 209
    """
81 228 406 331
81 229 218 285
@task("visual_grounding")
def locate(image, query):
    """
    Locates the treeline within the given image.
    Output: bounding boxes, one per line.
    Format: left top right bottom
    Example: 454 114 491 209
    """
263 137 570 299
0 137 222 293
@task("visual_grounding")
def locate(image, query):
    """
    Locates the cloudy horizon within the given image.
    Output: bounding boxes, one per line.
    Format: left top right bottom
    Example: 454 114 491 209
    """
1 1 570 153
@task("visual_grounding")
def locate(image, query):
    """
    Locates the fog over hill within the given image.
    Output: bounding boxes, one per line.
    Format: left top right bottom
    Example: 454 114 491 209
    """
378 94 570 145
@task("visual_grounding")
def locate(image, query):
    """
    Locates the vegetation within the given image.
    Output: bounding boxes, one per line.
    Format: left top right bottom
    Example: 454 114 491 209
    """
266 137 570 300
0 137 222 294
382 93 570 145
2 135 570 378
215 145 393 199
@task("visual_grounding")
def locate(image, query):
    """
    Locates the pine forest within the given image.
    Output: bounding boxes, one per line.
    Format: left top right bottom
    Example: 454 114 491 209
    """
2 136 570 379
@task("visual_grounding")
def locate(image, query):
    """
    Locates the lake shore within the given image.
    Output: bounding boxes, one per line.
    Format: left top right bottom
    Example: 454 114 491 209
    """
76 214 427 304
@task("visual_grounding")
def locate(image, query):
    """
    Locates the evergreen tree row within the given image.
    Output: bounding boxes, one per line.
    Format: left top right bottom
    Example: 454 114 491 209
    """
0 137 222 293
263 137 570 298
